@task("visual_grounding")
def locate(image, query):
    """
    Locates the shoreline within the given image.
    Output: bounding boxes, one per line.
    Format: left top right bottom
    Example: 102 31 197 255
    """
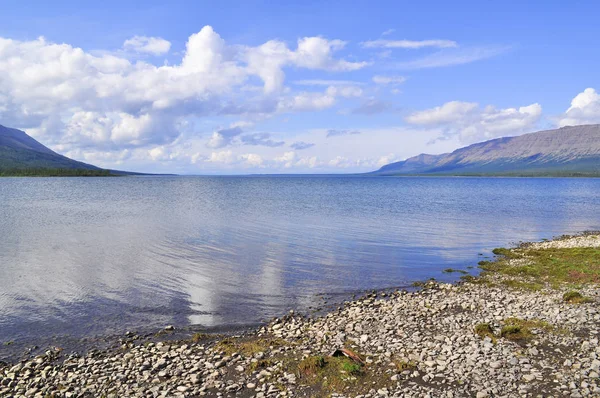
1 234 599 397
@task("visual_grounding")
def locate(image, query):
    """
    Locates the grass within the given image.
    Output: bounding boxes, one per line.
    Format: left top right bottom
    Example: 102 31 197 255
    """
500 325 527 341
563 290 593 304
474 323 495 341
297 356 365 393
501 279 543 291
499 318 555 341
340 360 362 375
293 350 398 395
478 246 600 288
298 356 326 376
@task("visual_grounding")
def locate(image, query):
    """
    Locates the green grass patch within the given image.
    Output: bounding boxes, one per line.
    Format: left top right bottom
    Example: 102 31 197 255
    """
500 324 527 341
492 247 520 258
298 355 326 376
460 275 477 283
479 246 600 287
474 323 495 341
340 360 362 375
563 290 593 304
500 317 555 341
293 351 396 395
501 279 543 291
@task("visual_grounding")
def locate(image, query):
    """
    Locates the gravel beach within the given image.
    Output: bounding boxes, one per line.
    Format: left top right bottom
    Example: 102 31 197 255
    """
1 235 599 398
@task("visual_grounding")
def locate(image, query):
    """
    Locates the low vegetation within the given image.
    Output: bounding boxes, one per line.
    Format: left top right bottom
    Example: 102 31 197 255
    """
296 355 372 394
563 290 593 304
474 323 495 340
499 318 554 341
479 245 600 289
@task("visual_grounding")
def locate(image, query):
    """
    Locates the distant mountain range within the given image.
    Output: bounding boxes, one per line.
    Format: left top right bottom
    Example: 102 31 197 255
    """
374 124 600 176
0 124 142 176
2 122 600 177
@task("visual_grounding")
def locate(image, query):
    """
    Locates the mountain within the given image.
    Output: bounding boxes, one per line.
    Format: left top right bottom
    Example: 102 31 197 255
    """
375 124 600 176
0 124 116 176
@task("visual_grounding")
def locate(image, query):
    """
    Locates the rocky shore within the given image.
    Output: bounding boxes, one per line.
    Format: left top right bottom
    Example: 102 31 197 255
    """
1 235 600 398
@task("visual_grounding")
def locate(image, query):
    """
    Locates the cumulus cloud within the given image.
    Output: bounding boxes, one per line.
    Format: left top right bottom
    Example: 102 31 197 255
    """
290 141 315 150
558 88 600 127
274 151 297 168
206 127 244 149
207 150 235 163
239 153 264 166
406 101 479 125
326 129 361 138
406 100 542 143
123 36 171 55
361 39 457 49
245 36 368 93
0 26 367 158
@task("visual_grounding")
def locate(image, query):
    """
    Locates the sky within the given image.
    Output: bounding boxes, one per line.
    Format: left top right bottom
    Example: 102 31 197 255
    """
1 0 600 174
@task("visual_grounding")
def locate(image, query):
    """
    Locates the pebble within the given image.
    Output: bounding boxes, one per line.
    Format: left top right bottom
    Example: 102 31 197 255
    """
0 234 598 397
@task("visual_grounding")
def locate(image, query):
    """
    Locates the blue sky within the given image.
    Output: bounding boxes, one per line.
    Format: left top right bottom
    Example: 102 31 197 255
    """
1 0 599 173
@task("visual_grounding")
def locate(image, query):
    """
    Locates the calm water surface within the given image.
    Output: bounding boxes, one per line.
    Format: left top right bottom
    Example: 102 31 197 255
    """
1 176 599 344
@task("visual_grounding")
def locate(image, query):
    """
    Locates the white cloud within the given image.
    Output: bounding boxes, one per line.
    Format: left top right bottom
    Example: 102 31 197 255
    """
276 91 336 112
206 126 244 149
361 39 457 49
239 153 264 166
406 100 542 143
245 36 368 93
208 150 235 164
325 85 363 98
0 26 367 157
148 146 170 161
293 37 368 71
558 88 600 127
395 46 510 69
295 156 320 168
376 153 401 167
372 75 406 85
406 101 479 125
293 79 364 86
274 151 296 168
123 36 171 55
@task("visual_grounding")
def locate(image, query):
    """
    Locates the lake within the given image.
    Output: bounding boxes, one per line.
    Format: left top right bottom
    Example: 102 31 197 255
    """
1 176 599 346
